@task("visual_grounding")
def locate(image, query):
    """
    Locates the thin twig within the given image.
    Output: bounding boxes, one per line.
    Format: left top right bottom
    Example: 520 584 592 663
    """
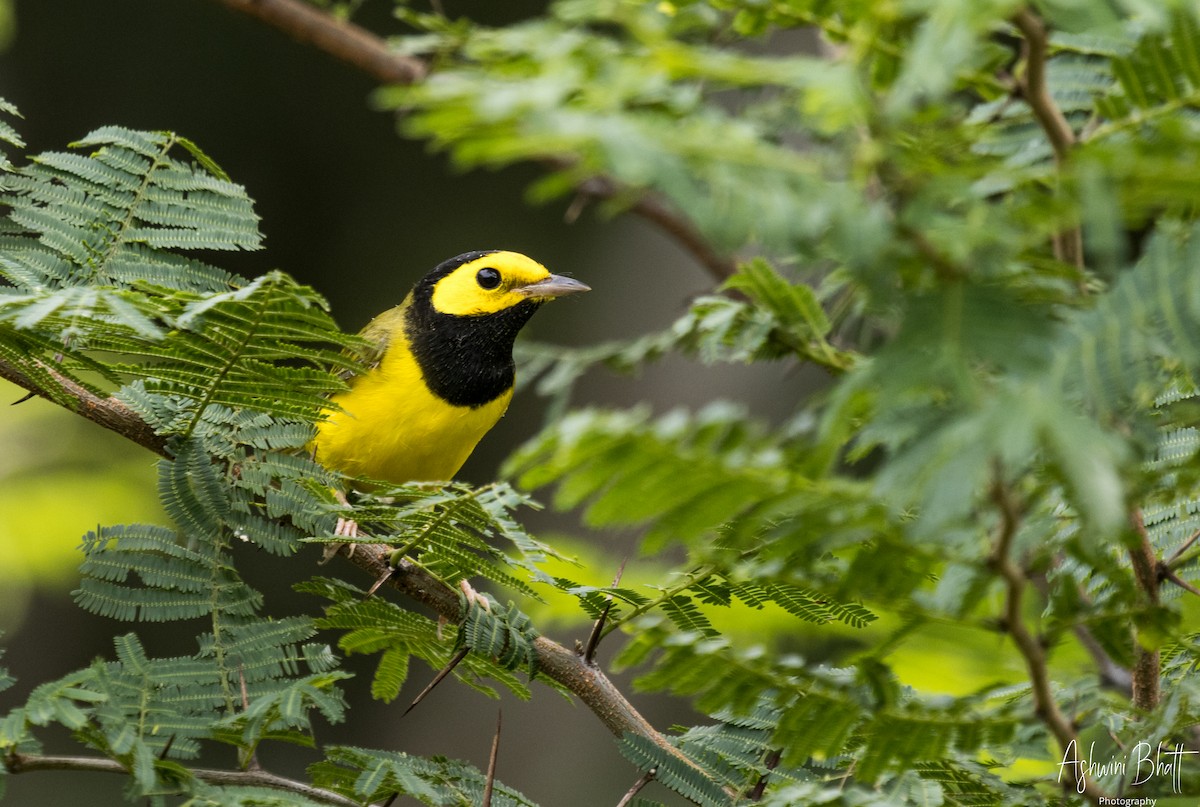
1011 9 1076 160
1012 7 1084 273
746 748 781 801
895 221 967 282
1128 510 1162 712
482 710 502 807
5 753 360 807
1162 567 1200 598
989 476 1106 804
1071 621 1133 694
573 175 737 281
1168 543 1200 573
0 360 167 456
205 0 739 284
615 769 655 807
1031 568 1132 694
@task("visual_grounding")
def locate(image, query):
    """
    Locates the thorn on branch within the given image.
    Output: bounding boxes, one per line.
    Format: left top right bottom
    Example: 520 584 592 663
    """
401 647 470 718
584 556 629 665
365 566 394 598
482 710 502 807
1161 566 1200 598
1167 529 1200 566
616 768 655 807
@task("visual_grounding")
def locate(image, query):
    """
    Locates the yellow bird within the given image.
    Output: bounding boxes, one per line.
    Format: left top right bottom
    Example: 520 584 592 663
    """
313 250 589 491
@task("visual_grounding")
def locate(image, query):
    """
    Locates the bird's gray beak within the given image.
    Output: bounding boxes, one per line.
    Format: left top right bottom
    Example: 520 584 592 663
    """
515 274 591 300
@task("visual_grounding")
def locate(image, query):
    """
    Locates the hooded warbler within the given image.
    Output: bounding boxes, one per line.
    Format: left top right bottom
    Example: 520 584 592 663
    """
313 250 590 487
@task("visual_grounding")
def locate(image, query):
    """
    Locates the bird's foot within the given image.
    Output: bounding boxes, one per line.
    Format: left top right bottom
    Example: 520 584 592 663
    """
319 506 359 564
459 579 489 611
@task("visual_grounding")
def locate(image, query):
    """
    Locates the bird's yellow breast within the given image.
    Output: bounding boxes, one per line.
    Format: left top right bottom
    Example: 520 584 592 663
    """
313 327 512 485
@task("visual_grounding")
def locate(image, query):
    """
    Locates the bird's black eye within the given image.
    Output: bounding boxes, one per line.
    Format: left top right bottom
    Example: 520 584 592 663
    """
476 267 502 290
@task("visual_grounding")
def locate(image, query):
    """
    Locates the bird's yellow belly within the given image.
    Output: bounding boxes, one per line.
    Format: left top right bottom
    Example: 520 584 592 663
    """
312 341 512 485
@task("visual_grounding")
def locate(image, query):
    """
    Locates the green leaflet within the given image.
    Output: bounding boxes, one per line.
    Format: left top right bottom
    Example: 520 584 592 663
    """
302 577 538 704
304 480 557 598
457 594 540 678
507 404 793 551
514 257 856 420
0 96 23 176
101 272 360 432
618 733 733 807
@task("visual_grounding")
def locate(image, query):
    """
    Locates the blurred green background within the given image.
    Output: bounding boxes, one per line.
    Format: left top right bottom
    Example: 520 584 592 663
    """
0 1 1106 803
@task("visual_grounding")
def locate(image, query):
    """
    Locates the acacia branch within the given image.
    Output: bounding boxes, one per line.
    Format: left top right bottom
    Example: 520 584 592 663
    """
0 360 714 791
0 360 167 455
206 0 738 283
989 477 1106 804
5 752 360 807
1012 9 1075 161
210 0 426 84
336 542 676 747
1129 510 1162 712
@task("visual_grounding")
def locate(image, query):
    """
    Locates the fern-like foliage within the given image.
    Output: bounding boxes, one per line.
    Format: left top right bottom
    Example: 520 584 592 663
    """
0 112 565 803
618 733 733 807
2 126 256 290
506 404 794 552
517 258 856 419
310 746 539 806
457 593 540 678
0 99 23 177
380 7 870 255
300 577 538 704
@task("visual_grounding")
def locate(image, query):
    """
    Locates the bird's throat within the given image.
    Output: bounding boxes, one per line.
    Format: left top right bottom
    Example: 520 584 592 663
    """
403 298 540 408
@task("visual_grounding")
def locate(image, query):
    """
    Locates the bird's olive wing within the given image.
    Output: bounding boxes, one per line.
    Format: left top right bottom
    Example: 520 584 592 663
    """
338 302 407 382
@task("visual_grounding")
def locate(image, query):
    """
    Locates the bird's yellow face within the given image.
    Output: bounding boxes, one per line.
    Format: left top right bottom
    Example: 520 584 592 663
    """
429 251 588 316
